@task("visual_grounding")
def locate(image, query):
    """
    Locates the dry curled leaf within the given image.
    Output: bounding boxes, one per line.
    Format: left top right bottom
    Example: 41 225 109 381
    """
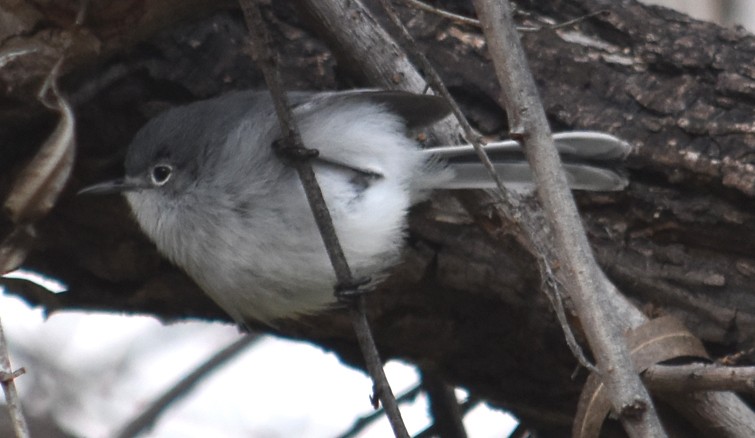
0 225 36 275
1 58 75 273
3 66 76 224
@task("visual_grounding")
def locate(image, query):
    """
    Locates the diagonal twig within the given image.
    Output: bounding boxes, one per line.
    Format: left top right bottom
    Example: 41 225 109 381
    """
0 318 30 438
421 370 467 438
238 1 409 437
468 1 665 436
376 0 518 213
307 0 598 383
401 0 607 32
116 334 260 438
403 0 480 27
413 396 480 438
537 256 597 374
382 0 598 378
643 363 755 393
337 384 422 438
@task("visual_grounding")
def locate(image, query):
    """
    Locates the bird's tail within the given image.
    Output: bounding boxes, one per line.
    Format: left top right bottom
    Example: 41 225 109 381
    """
423 131 631 192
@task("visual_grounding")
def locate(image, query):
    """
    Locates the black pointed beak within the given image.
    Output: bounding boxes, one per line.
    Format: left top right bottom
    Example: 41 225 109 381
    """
78 178 144 195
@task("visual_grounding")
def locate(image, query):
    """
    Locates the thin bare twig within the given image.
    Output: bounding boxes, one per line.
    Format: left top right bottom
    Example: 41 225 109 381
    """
538 256 598 374
380 0 517 206
347 296 409 434
116 334 260 438
375 5 591 374
382 0 598 378
422 370 467 438
717 347 755 366
0 318 30 438
403 0 480 27
516 10 609 32
469 1 666 437
381 0 594 374
338 384 422 438
376 0 518 214
414 396 480 438
238 2 409 437
402 0 607 33
644 363 755 393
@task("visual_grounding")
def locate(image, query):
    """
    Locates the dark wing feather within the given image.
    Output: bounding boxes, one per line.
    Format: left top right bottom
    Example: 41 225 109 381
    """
290 90 451 129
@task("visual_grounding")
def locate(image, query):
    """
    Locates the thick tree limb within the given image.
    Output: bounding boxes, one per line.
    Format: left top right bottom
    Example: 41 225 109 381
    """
1 0 755 436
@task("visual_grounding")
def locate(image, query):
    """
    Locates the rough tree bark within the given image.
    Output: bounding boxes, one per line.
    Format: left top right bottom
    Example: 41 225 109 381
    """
1 0 754 436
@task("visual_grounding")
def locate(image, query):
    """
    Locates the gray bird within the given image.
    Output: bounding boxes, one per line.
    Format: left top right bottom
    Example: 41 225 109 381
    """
80 90 629 326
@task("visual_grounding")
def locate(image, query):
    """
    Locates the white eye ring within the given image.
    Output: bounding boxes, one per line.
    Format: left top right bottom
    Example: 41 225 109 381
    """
151 164 173 186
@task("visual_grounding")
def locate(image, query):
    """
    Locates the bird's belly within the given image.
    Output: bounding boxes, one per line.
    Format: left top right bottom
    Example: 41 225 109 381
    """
156 168 413 325
186 196 407 325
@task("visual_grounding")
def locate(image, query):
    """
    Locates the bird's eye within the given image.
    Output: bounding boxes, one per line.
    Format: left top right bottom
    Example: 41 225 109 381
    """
151 165 173 186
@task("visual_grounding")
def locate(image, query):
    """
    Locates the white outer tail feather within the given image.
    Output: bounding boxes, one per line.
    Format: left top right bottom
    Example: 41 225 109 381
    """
425 131 631 192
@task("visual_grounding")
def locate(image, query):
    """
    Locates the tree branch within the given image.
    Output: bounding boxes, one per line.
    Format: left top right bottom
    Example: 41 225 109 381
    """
468 1 665 436
337 385 422 438
644 363 755 393
0 318 30 438
238 2 409 436
421 370 467 438
375 0 520 217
